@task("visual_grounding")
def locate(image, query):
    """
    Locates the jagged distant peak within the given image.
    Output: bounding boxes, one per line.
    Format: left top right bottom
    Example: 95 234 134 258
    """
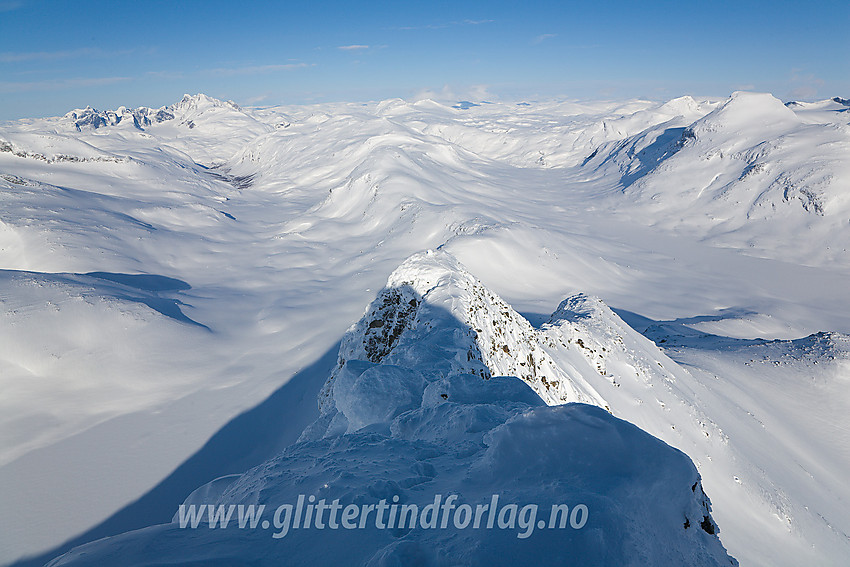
63 93 242 132
64 103 174 132
172 93 240 112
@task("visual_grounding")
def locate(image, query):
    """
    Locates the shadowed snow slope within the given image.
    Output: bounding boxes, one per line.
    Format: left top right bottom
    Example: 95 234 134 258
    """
581 91 850 266
46 251 737 567
306 250 850 567
2 93 850 567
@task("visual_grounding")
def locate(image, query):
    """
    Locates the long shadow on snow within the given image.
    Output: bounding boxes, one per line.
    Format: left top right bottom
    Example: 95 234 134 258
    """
614 307 776 350
620 126 690 187
0 269 207 330
29 283 738 566
11 343 340 567
28 283 535 565
612 307 842 357
83 271 208 330
528 302 808 353
584 126 690 189
26 281 509 565
521 306 772 352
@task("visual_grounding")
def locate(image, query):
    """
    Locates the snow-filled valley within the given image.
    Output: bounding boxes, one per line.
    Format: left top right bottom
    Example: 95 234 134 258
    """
1 92 849 566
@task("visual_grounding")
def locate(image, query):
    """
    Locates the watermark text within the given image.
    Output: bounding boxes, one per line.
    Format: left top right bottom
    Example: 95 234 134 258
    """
178 494 588 539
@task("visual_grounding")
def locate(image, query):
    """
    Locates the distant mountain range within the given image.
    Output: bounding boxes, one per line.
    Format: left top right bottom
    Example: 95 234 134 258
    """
1 92 848 567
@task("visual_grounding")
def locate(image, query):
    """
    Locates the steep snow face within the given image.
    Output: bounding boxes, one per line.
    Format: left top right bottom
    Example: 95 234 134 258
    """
634 321 850 566
687 92 800 143
316 250 609 426
2 92 850 567
312 251 850 567
46 252 737 567
581 91 850 266
48 405 736 567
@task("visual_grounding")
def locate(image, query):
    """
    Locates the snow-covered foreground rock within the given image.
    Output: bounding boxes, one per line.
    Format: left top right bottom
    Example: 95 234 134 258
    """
1 92 849 566
47 251 737 567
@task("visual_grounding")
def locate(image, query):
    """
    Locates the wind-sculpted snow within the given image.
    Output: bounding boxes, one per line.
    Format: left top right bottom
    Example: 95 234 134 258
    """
581 91 850 265
46 251 737 567
0 268 215 466
316 251 610 421
2 92 850 566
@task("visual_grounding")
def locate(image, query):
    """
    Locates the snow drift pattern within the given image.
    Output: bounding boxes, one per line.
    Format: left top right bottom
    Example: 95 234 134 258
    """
3 92 849 567
47 251 736 566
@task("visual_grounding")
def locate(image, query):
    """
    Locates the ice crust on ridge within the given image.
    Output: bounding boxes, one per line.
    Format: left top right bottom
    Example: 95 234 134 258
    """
47 250 736 567
4 91 849 566
315 250 609 425
316 249 715 438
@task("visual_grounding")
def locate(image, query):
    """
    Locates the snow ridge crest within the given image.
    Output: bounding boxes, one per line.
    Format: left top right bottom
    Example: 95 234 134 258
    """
316 250 689 434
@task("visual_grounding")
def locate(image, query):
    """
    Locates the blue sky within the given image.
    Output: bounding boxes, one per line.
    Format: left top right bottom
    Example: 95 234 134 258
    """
1 0 848 119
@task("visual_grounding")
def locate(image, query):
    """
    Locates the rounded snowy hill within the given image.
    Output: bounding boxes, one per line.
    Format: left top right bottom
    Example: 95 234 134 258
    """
1 92 849 567
580 91 850 266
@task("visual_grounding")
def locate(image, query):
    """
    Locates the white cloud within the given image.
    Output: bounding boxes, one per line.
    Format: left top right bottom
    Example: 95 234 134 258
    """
411 84 456 101
532 33 557 44
338 45 370 51
789 85 819 100
788 69 825 100
0 47 148 63
145 70 185 80
468 84 495 100
411 84 496 103
0 76 131 93
0 47 100 63
208 63 312 76
393 19 493 31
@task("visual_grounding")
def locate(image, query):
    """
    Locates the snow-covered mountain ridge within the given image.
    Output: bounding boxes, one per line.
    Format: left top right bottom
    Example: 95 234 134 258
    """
317 251 609 414
46 250 738 566
580 92 850 265
1 92 849 566
63 94 242 132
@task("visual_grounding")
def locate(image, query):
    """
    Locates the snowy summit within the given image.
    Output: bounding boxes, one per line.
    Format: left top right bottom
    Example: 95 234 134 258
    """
1 92 849 567
46 250 737 567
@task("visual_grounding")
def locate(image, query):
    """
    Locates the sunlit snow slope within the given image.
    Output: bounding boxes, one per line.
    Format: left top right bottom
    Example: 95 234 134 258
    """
1 92 849 566
46 250 737 567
